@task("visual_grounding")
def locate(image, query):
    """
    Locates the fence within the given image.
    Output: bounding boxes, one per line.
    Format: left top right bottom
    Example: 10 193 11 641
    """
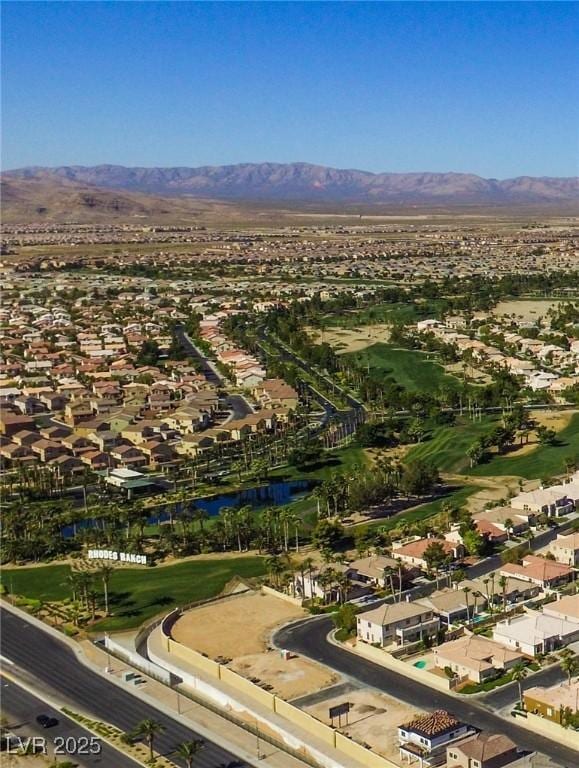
154 609 400 768
344 639 454 693
103 634 174 686
519 712 579 751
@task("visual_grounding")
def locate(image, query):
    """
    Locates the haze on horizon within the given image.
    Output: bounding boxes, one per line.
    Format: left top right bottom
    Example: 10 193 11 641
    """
2 2 577 178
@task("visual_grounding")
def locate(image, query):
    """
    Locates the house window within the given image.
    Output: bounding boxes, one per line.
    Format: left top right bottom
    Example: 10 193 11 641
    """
449 753 457 760
547 707 553 717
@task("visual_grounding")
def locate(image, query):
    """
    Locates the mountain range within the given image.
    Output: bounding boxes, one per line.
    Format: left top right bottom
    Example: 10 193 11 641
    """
5 163 579 204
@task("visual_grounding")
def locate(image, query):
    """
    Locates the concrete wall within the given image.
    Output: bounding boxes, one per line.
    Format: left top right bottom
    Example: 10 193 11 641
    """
520 713 579 751
261 584 303 607
104 634 173 685
344 638 453 692
153 610 400 768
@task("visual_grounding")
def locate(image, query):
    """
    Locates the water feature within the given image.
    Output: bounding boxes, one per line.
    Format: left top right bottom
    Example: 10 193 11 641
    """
61 479 311 538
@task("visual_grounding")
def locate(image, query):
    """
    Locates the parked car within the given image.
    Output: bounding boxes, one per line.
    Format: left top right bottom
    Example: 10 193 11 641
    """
35 715 58 728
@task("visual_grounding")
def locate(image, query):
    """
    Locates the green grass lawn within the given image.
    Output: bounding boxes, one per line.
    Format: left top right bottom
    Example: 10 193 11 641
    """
348 343 461 394
405 416 499 473
1 556 266 632
363 485 478 533
469 413 579 479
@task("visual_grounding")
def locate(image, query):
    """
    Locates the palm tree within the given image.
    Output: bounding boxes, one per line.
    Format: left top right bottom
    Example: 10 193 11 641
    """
498 575 508 614
174 739 204 768
511 663 528 708
300 556 315 599
265 555 284 588
504 518 513 540
133 718 165 762
560 654 579 686
462 587 471 624
97 563 115 616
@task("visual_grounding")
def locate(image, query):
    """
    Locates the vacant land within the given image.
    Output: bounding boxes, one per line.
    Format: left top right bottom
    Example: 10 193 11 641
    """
229 651 337 700
304 687 425 764
172 591 336 699
308 324 392 354
492 298 570 322
171 591 305 658
0 557 266 632
348 343 460 393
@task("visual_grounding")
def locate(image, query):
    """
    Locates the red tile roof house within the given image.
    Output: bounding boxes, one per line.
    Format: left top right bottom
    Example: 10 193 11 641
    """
31 439 68 463
0 412 35 436
500 555 575 589
0 442 36 466
80 450 113 471
110 444 147 468
392 538 466 570
446 732 519 768
398 710 475 767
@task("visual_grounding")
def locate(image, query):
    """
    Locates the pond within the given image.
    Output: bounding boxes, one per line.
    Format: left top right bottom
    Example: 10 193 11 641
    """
61 479 312 538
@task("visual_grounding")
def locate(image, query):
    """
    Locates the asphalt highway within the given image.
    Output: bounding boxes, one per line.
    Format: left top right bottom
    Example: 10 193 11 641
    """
1 675 139 767
274 616 579 767
0 607 246 768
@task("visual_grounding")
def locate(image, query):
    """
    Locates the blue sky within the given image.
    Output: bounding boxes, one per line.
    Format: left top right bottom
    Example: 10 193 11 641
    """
2 2 577 177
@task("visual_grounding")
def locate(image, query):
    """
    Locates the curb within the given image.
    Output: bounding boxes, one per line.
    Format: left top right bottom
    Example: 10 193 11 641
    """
0 601 281 768
0 668 144 767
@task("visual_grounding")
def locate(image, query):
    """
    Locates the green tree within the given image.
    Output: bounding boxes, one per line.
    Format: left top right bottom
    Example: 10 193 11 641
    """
511 663 528 708
174 739 204 768
133 719 165 762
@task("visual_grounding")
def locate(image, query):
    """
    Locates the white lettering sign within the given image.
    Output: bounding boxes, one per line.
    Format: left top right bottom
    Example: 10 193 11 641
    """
87 549 147 565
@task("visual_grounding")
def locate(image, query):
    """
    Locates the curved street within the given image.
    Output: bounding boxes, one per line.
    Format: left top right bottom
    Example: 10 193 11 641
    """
274 616 579 767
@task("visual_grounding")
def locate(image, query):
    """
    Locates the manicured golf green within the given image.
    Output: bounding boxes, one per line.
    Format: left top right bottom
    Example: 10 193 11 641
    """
468 413 579 479
405 416 499 473
1 556 267 632
348 343 461 393
364 485 478 532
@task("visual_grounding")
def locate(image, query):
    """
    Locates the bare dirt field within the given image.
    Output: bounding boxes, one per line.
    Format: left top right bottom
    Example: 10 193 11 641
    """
492 299 568 322
229 651 337 700
171 591 337 699
304 688 425 764
503 410 574 458
171 591 305 659
444 361 492 385
308 324 391 354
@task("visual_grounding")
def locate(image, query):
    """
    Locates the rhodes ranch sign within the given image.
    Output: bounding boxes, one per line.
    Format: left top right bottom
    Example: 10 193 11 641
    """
88 548 147 565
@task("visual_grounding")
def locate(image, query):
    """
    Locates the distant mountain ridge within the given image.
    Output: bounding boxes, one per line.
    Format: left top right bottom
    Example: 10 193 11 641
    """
4 162 579 203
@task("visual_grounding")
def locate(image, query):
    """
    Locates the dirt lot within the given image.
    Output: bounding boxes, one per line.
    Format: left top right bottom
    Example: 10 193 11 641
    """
308 324 391 354
171 591 305 658
304 688 425 764
171 591 337 699
503 409 574 457
229 651 337 700
492 299 567 322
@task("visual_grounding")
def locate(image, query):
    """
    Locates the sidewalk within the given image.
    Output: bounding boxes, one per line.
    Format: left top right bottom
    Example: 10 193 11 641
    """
1 600 309 768
146 625 366 768
82 638 313 768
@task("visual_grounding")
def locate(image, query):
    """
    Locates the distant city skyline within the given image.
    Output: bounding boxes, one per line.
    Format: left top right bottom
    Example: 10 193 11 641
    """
2 2 577 177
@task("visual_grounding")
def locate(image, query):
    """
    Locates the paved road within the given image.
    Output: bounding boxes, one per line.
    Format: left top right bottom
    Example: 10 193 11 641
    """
226 394 254 419
1 675 139 767
481 661 566 711
0 608 246 768
175 327 223 387
274 616 579 766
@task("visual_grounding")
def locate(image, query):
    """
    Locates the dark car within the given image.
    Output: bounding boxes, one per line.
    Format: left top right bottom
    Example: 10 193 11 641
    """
36 715 58 728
